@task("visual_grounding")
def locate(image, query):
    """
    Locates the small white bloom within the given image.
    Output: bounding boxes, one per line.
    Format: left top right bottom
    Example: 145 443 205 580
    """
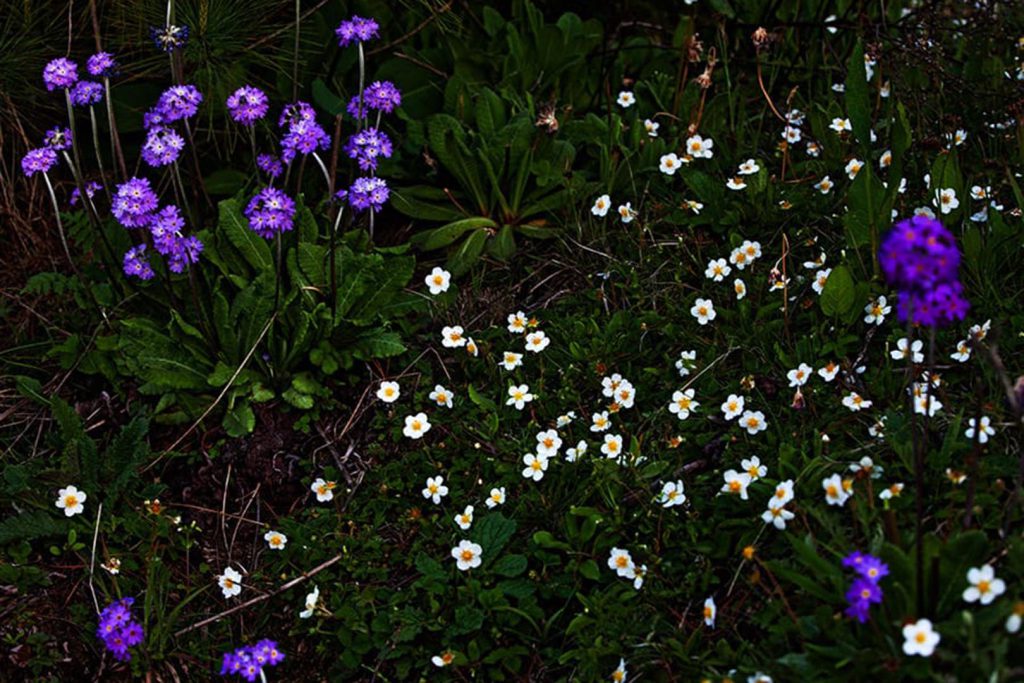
454 505 474 530
829 117 852 134
424 267 451 295
741 456 767 480
818 361 840 382
485 486 506 508
965 416 996 444
721 394 745 420
601 433 624 459
675 350 697 377
726 176 747 190
644 118 660 137
771 480 795 506
740 410 768 435
617 91 635 108
591 194 612 217
403 412 432 439
565 440 587 462
608 547 635 577
822 473 850 506
902 619 940 657
591 410 612 432
311 477 336 502
299 585 319 619
429 384 454 408
690 298 716 325
814 175 834 194
451 540 482 570
845 158 864 180
787 363 813 387
705 258 731 282
842 392 872 412
737 158 760 175
685 134 714 159
422 476 449 504
499 351 524 371
441 325 467 348
218 567 243 598
55 485 86 517
733 278 746 300
659 153 682 175
263 530 288 550
762 503 794 530
812 268 831 295
659 480 686 508
863 296 891 325
377 380 400 403
618 202 637 223
506 384 534 410
934 187 959 214
507 310 528 334
536 429 562 457
721 469 752 500
525 330 550 353
668 388 699 420
703 597 717 627
891 337 924 363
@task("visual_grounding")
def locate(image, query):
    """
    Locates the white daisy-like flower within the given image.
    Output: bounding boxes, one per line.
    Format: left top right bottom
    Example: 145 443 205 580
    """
829 117 852 134
721 394 745 420
741 456 767 480
659 153 682 176
565 440 587 462
740 410 768 435
441 325 467 348
675 350 697 377
818 361 839 382
299 585 320 619
668 388 699 420
812 268 831 295
424 267 451 295
762 503 794 529
522 453 549 481
733 278 746 300
591 410 612 432
685 134 714 158
536 429 562 457
891 337 924 363
601 433 624 459
506 384 534 410
845 158 864 180
814 175 834 194
451 540 483 571
659 480 686 508
218 567 243 598
822 473 850 506
525 330 550 353
454 505 474 530
934 187 959 214
771 480 795 506
965 416 996 444
863 296 891 325
902 619 940 657
879 149 892 169
841 392 872 412
690 298 716 325
507 311 528 334
499 351 524 371
263 530 287 550
721 469 752 499
310 477 336 502
705 258 731 281
429 384 454 408
55 485 87 517
703 597 716 627
377 380 400 403
485 486 506 508
422 476 449 504
618 202 637 223
644 118 660 137
726 176 747 191
617 91 635 108
591 194 612 217
403 412 432 439
786 363 813 387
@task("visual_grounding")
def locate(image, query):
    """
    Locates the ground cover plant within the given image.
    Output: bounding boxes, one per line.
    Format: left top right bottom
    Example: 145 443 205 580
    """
2 0 1024 680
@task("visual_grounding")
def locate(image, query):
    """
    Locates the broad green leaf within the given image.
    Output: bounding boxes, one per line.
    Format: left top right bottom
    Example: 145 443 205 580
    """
820 265 856 317
218 198 272 272
845 42 872 149
446 228 489 277
491 554 527 578
414 217 498 251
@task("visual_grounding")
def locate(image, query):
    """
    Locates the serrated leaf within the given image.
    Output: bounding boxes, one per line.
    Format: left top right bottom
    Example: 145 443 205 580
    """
491 554 527 577
474 512 516 559
218 198 272 272
820 265 856 317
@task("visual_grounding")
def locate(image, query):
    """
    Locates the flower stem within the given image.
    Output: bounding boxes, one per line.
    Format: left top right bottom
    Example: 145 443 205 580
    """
42 172 77 273
88 106 110 202
103 77 127 179
357 43 366 133
311 152 332 192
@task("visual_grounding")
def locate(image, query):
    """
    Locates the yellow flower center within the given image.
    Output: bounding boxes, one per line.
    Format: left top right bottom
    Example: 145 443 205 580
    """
64 495 78 507
978 580 991 594
703 606 713 619
747 466 759 478
698 306 708 317
826 485 838 498
436 393 447 404
270 536 282 546
729 480 742 492
530 460 542 471
432 275 443 285
915 632 927 644
607 441 619 453
461 550 475 562
513 391 524 401
428 484 438 494
442 653 454 665
746 417 759 428
776 489 786 499
223 579 234 589
384 387 394 396
543 438 554 448
411 420 422 431
615 556 628 568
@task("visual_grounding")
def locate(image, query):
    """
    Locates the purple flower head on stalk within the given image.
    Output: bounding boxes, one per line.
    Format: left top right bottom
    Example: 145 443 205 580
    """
879 216 961 292
841 551 866 571
112 177 159 228
245 187 296 239
157 84 203 122
151 24 190 52
141 127 186 167
280 119 330 163
220 641 284 681
844 578 883 623
166 235 204 273
897 282 970 327
43 57 78 91
854 555 890 583
363 81 402 113
278 101 316 129
150 205 186 254
70 182 103 206
87 52 118 78
226 85 270 125
70 80 104 106
346 176 389 212
256 153 283 179
21 148 58 177
97 597 145 659
335 15 379 47
143 107 167 131
343 127 392 171
44 127 73 151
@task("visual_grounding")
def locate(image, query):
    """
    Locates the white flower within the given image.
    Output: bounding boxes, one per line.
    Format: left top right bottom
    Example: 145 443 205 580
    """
451 540 482 570
818 361 840 382
902 619 940 657
970 319 991 342
264 530 288 550
422 476 449 504
617 91 635 108
1007 610 1022 634
734 278 747 300
684 199 704 213
868 416 887 440
506 384 534 410
814 175 834 194
832 83 845 93
690 298 716 325
934 187 959 214
612 380 636 409
377 380 400 403
485 487 506 508
806 140 822 157
403 412 432 439
218 567 243 598
536 429 562 457
740 410 768 435
675 350 697 377
721 394 745 420
721 469 752 500
591 194 612 217
522 453 549 481
841 392 872 412
425 267 451 295
525 330 550 353
608 547 635 577
441 325 467 348
55 485 86 517
311 477 336 502
429 384 454 408
601 373 626 398
864 296 891 325
879 483 904 500
891 337 924 363
812 268 831 295
804 252 827 270
499 351 524 371
965 416 996 444
822 473 850 506
970 185 990 200
879 149 893 169
454 505 474 530
565 440 587 462
659 153 682 175
845 158 864 180
741 456 767 480
618 202 637 223
431 652 455 667
299 585 319 619
737 158 760 175
950 128 968 147
556 412 576 428
644 118 660 137
829 117 852 134
611 658 628 682
685 134 714 158
632 564 646 590
762 503 794 529
703 597 716 627
771 480 795 507
849 456 883 479
660 480 686 508
668 388 699 420
879 80 891 97
601 433 624 459
787 363 812 387
783 125 802 143
914 206 936 219
748 672 773 683
914 393 943 417
507 310 528 334
726 176 747 190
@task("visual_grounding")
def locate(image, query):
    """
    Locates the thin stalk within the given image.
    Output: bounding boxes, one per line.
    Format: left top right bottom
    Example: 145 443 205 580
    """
88 106 110 201
61 150 118 269
248 126 259 175
311 152 332 191
172 160 196 227
103 77 127 179
183 119 211 209
292 0 301 101
273 232 283 313
42 172 77 272
330 206 344 323
907 316 924 615
64 91 85 182
357 43 366 133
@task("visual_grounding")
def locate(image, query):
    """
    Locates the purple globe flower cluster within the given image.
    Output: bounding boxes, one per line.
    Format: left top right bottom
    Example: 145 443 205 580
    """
151 24 190 52
96 597 145 662
226 85 270 126
87 51 118 78
340 176 389 213
141 127 186 167
346 81 402 119
878 215 969 327
44 127 73 152
123 244 155 281
245 187 296 239
157 84 203 123
220 640 285 681
335 15 380 47
256 153 283 179
112 179 204 278
842 551 889 623
277 101 316 129
112 177 160 228
21 147 58 177
70 80 104 107
150 205 204 273
343 127 392 172
42 57 78 91
281 118 330 164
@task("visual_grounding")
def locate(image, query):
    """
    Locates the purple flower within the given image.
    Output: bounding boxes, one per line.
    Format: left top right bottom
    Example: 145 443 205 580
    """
150 205 186 253
844 578 883 623
44 127 73 151
346 176 389 212
141 127 186 167
43 58 78 91
256 153 283 179
143 107 167 131
245 187 296 239
87 52 118 78
343 127 392 171
112 177 159 228
167 235 204 273
70 80 104 106
70 181 103 206
335 15 379 47
226 85 270 125
97 597 145 660
21 148 58 177
281 119 330 163
157 84 203 122
277 101 316 129
879 216 961 292
363 81 402 113
854 555 890 583
151 24 190 52
219 641 284 680
841 551 866 571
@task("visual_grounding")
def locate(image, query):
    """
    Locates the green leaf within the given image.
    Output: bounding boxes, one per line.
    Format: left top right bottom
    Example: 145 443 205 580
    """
578 559 600 580
446 228 489 277
390 186 465 222
468 384 497 412
0 511 65 544
223 400 255 437
820 265 856 317
414 217 498 251
489 225 516 261
845 41 872 149
312 77 345 116
491 554 527 577
474 512 516 559
352 329 406 359
218 198 272 272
